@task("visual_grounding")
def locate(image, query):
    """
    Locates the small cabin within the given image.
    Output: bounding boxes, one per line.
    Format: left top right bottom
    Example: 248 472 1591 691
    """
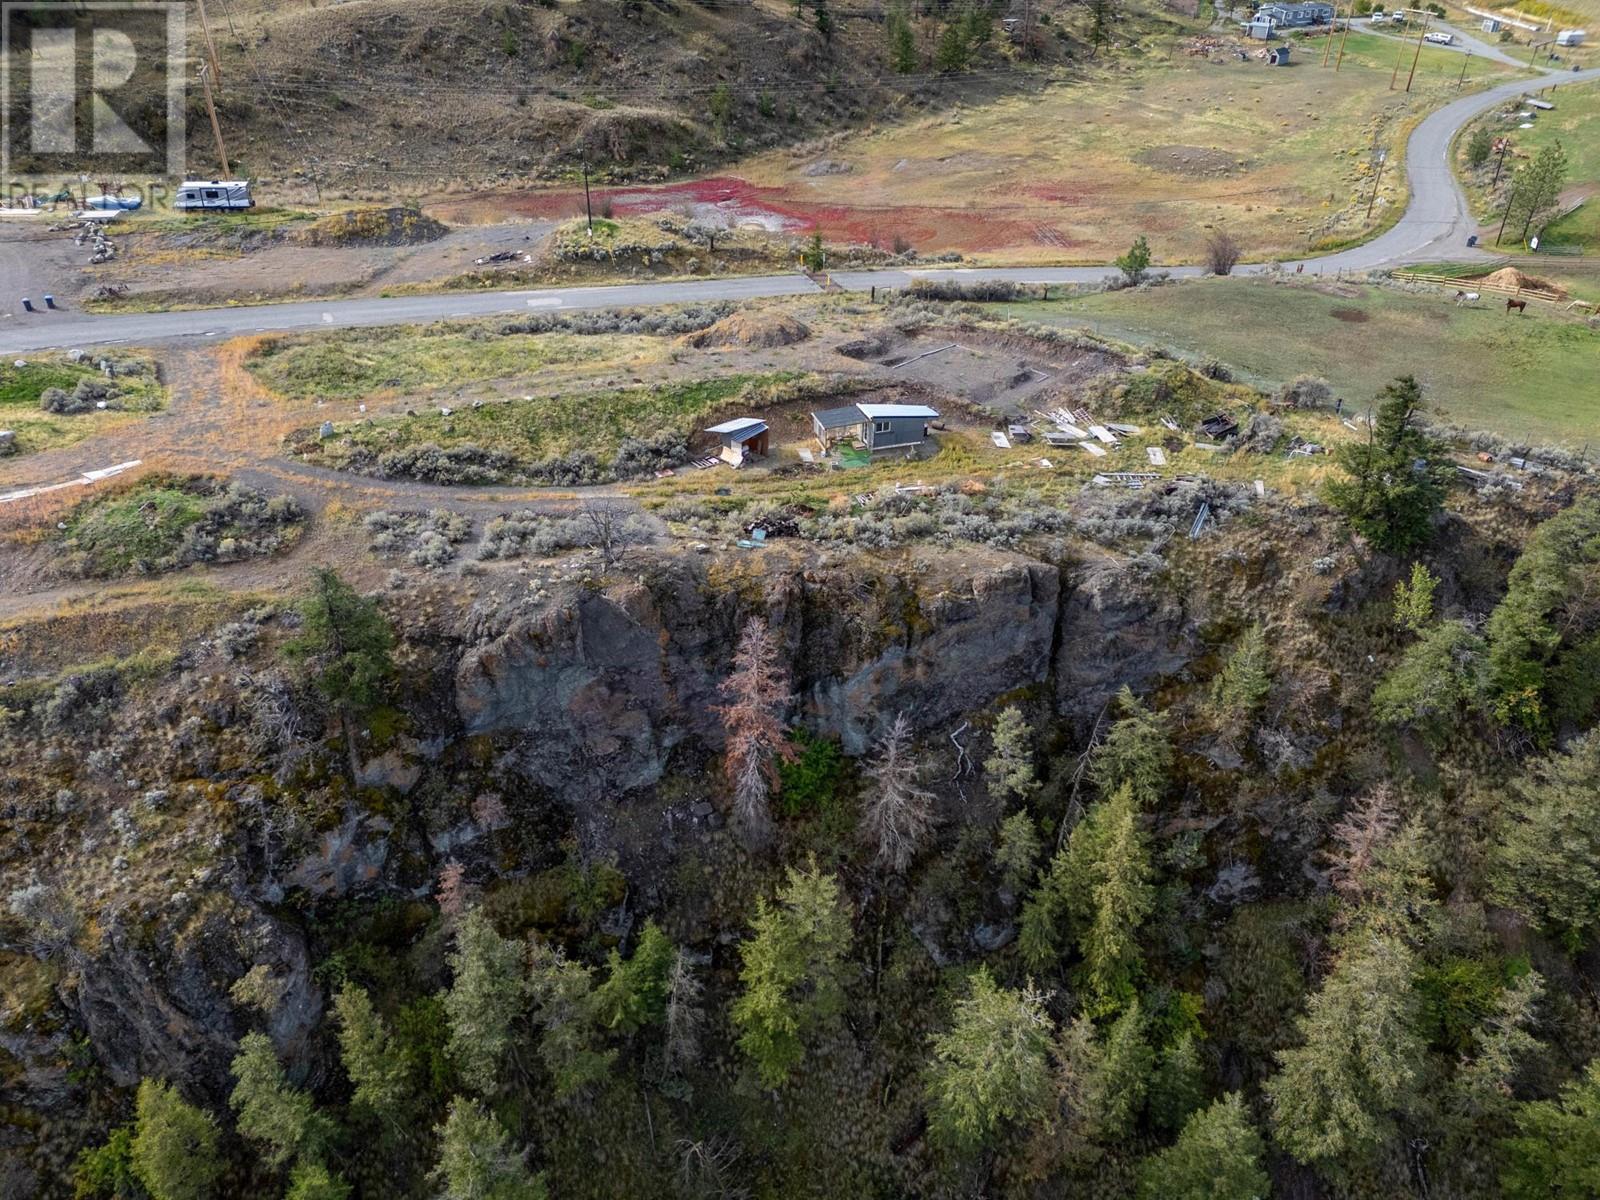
705 417 770 466
811 402 939 453
175 180 254 211
1267 43 1293 63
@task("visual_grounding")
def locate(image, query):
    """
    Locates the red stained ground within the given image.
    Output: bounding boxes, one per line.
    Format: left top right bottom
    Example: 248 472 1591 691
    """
429 175 1088 254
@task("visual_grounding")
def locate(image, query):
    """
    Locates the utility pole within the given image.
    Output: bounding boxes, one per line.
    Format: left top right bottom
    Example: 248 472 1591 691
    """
1335 10 1353 69
1497 181 1518 243
1404 15 1428 92
1491 136 1510 185
1366 149 1387 220
1457 49 1471 89
1322 8 1339 66
196 0 223 85
1390 18 1408 88
198 62 231 177
582 160 593 234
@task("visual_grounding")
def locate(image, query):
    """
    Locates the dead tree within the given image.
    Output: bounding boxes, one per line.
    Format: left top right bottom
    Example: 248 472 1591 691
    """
860 712 936 875
713 618 797 849
1324 785 1400 902
580 502 629 573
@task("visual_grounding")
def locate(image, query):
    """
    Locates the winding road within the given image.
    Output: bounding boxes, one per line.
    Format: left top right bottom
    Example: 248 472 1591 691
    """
0 66 1593 359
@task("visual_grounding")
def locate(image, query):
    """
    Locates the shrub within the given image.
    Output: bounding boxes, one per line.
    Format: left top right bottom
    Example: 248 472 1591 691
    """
1116 235 1153 285
612 431 689 479
1276 374 1333 409
1204 229 1243 276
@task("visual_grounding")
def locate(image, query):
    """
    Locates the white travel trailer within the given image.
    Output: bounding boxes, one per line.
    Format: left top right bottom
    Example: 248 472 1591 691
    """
174 180 254 211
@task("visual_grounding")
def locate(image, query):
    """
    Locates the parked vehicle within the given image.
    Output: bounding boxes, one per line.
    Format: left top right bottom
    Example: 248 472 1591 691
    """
1369 10 1387 22
85 194 142 211
1424 30 1455 44
174 180 254 211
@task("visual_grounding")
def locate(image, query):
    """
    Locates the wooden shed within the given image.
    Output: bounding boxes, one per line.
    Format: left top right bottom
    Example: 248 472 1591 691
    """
706 417 770 466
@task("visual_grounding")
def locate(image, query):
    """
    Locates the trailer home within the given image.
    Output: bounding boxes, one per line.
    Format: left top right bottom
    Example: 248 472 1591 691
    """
175 181 254 211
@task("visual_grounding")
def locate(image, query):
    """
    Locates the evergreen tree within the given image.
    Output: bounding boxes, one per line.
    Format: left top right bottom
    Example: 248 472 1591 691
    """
285 1162 352 1200
890 15 919 72
935 20 969 71
1089 686 1171 809
925 969 1054 1152
283 568 395 716
526 942 615 1098
1115 234 1152 284
1465 126 1493 169
1372 620 1486 743
1490 731 1600 947
1138 1093 1270 1200
130 1080 223 1200
731 863 853 1087
444 909 526 1096
1484 498 1600 733
985 706 1038 801
1268 932 1424 1167
994 809 1042 892
432 1097 548 1200
1324 376 1453 554
1059 783 1155 1007
1505 140 1569 245
590 920 676 1035
1092 1001 1155 1140
1148 1032 1206 1134
228 1032 334 1172
73 1123 140 1200
1501 1058 1600 1199
333 983 412 1128
1210 624 1272 743
814 0 834 41
1392 562 1439 635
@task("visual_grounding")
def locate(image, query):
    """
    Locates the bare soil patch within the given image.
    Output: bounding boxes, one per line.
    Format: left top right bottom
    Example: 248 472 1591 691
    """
1330 307 1370 323
835 327 1123 415
1134 144 1247 178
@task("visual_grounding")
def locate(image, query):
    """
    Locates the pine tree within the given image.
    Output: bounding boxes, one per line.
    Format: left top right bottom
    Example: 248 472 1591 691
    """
1392 562 1438 635
1501 1058 1600 1199
432 1097 548 1200
1148 1032 1206 1134
527 942 615 1098
333 983 412 1128
1372 620 1486 742
1465 126 1493 169
444 909 526 1096
1505 140 1569 245
591 920 676 1035
285 1162 352 1200
1138 1093 1270 1200
925 969 1054 1152
1490 731 1600 947
1115 234 1152 284
985 706 1038 801
1210 624 1272 744
889 11 918 73
1089 686 1171 809
994 809 1042 893
731 863 853 1087
1267 931 1424 1167
129 1080 223 1200
860 711 936 875
935 20 969 71
228 1032 334 1172
283 568 395 716
1324 376 1453 554
714 617 797 848
1092 1001 1155 1140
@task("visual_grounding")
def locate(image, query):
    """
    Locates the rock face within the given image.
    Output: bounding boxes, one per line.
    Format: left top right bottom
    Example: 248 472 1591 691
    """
70 901 321 1100
455 547 1177 798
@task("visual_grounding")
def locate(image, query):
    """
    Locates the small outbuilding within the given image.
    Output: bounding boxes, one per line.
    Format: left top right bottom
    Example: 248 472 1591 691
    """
706 417 770 466
1555 28 1586 45
1481 16 1503 32
1267 43 1293 63
811 402 940 453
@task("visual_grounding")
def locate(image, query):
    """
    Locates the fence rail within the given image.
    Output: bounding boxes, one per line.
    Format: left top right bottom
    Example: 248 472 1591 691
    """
1391 270 1564 303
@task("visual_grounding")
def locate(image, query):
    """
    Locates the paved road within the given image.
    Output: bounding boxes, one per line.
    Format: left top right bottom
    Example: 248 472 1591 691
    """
1 66 1595 357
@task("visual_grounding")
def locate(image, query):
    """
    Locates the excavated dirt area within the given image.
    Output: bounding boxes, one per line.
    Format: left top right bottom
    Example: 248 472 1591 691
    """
834 328 1124 416
680 312 812 350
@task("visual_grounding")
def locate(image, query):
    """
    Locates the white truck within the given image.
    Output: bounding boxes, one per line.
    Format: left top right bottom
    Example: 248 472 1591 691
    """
1425 30 1455 43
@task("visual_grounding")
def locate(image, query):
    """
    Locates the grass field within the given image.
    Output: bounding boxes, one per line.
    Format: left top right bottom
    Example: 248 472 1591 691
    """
0 355 166 458
712 31 1520 263
998 278 1599 443
294 373 805 482
247 326 664 401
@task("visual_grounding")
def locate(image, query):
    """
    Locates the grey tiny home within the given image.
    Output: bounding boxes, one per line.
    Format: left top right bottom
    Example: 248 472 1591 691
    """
811 403 939 453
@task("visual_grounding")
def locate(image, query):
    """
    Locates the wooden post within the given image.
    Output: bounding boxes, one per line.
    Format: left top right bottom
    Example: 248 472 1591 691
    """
199 63 230 178
1458 49 1471 88
1497 182 1518 244
1322 8 1339 66
1335 10 1353 68
1366 149 1387 220
582 160 593 234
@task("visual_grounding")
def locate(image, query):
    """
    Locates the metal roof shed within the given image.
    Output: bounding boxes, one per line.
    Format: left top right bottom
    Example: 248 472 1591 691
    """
706 418 770 465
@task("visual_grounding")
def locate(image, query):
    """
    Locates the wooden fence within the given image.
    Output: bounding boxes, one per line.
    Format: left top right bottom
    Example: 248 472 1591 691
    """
1391 269 1565 304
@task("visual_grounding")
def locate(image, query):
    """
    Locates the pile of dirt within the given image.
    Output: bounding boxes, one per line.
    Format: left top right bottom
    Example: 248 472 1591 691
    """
680 312 812 350
1470 267 1566 298
294 207 449 248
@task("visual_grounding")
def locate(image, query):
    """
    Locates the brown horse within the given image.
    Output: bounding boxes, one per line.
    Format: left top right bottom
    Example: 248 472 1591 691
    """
1506 297 1528 315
